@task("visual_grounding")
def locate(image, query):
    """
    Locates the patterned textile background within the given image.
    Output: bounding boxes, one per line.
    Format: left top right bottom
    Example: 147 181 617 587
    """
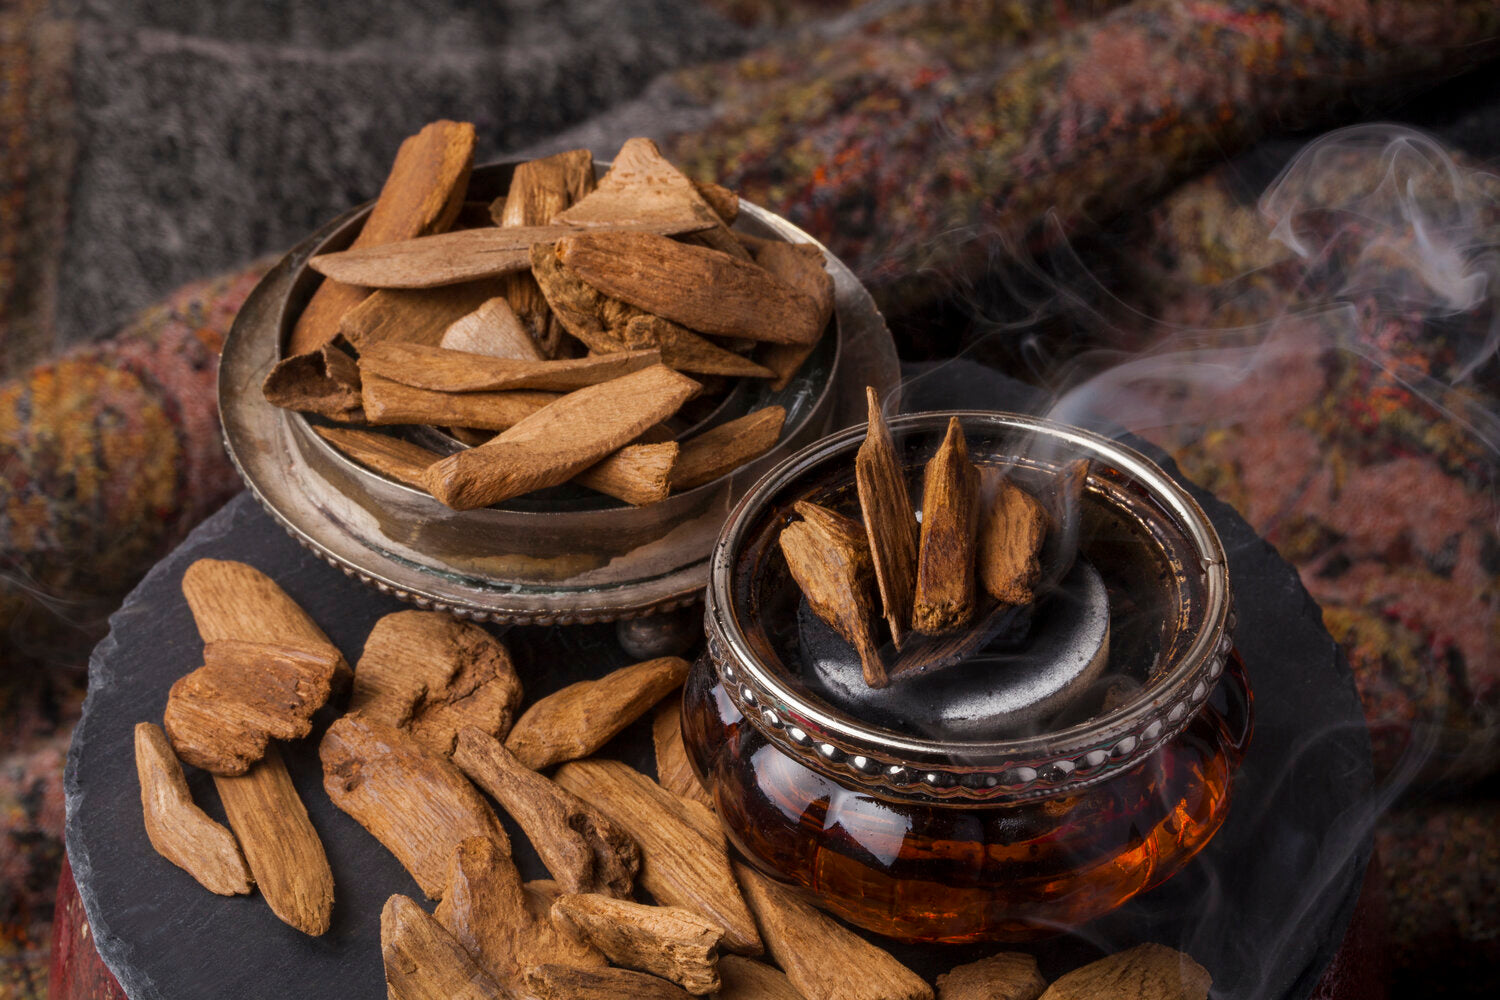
4 1 1500 997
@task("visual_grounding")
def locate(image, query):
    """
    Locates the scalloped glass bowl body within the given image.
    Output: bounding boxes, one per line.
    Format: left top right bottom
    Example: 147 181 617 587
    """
684 411 1253 942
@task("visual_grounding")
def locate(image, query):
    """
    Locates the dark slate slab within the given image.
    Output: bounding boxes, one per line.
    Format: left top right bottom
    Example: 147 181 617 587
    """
67 362 1371 999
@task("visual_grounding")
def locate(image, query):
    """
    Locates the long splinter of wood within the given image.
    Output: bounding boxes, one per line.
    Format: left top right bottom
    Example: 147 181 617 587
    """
780 502 884 688
359 342 661 393
551 893 724 995
361 373 560 431
135 722 252 896
855 388 919 650
453 728 641 899
670 406 786 492
312 426 441 491
912 417 981 634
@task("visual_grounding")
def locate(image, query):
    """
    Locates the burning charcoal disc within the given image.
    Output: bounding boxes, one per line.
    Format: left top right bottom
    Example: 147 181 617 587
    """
798 557 1110 740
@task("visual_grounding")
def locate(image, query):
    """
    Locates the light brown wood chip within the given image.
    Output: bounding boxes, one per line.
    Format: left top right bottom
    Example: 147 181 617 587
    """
670 406 786 492
290 120 475 356
573 441 681 506
977 480 1046 606
382 892 508 1000
135 722 252 896
213 746 334 936
320 713 509 899
854 388 919 651
557 231 824 346
163 639 341 775
912 417 981 634
733 863 932 1000
1037 944 1210 1000
454 728 640 899
432 836 606 986
551 893 724 995
261 341 364 420
504 656 690 770
359 342 661 393
422 365 700 510
717 955 808 1000
351 611 523 758
526 963 697 1000
339 279 511 351
361 373 560 431
440 296 545 360
313 426 441 491
554 759 762 956
936 953 1047 1000
652 699 713 810
499 148 597 357
750 241 834 391
180 559 345 668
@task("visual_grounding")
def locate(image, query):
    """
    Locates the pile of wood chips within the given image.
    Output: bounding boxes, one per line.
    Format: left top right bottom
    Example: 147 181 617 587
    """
262 120 836 510
135 558 1211 1000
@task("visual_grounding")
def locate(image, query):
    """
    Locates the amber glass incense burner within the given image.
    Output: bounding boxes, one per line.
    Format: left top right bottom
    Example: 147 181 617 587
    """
684 412 1252 943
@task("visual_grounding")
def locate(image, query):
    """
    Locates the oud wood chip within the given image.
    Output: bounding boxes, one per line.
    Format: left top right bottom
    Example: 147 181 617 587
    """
551 893 724 995
432 836 606 986
352 611 523 757
652 699 713 810
313 426 440 491
1037 944 1210 1000
320 714 509 900
937 953 1047 1000
361 373 560 431
213 746 335 936
441 296 545 360
181 559 347 676
382 892 508 1000
530 244 772 378
718 955 807 1000
780 503 884 688
526 963 696 1000
733 863 932 1000
504 656 689 770
557 231 823 346
454 727 641 898
163 639 341 775
913 417 981 634
574 441 680 506
498 148 596 357
339 279 511 351
670 406 786 492
134 722 252 896
555 137 731 238
691 180 739 225
261 341 364 420
977 480 1047 606
360 342 661 393
290 120 475 356
748 241 834 390
423 365 700 510
554 759 762 955
310 217 712 290
855 388 919 651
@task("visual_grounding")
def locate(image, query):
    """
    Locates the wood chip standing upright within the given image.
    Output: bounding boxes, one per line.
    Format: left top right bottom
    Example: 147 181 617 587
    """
1037 944 1210 1000
779 502 884 688
977 480 1047 607
498 148 596 356
382 892 508 1000
855 388 919 650
912 417 981 634
134 722 252 896
733 863 932 1000
290 120 475 357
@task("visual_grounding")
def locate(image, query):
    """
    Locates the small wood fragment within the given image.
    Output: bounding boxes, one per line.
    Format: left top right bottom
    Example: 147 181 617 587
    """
717 955 808 1000
313 426 441 490
310 217 713 289
499 149 597 356
352 611 523 758
181 559 345 664
213 746 335 936
937 953 1047 1000
555 137 728 236
290 120 475 356
554 759 762 955
855 388 918 650
339 280 511 351
691 180 739 225
454 728 641 899
441 296 545 360
1037 944 1210 1000
557 232 823 345
733 863 932 1000
504 656 689 770
531 244 772 378
134 722 252 896
551 893 724 995
320 714 509 899
913 417 981 634
362 373 560 431
526 964 696 1000
573 441 680 506
164 639 341 775
423 365 700 510
262 341 364 420
381 892 508 1000
779 505 883 688
977 480 1046 606
652 699 713 810
360 342 662 393
751 241 834 390
433 836 607 986
670 406 786 492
